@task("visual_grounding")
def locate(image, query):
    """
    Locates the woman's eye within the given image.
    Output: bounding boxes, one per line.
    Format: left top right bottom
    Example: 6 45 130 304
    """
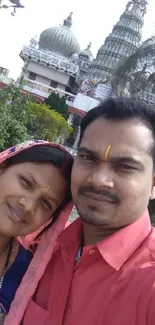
42 198 52 210
20 176 32 188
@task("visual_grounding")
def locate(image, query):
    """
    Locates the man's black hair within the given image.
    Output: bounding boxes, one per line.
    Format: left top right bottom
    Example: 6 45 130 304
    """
79 96 155 164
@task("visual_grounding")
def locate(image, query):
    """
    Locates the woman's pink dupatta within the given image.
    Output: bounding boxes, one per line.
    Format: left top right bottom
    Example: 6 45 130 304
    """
0 140 73 325
4 202 73 325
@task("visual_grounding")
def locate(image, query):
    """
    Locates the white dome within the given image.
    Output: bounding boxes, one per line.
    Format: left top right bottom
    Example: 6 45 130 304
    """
79 42 93 62
39 13 80 58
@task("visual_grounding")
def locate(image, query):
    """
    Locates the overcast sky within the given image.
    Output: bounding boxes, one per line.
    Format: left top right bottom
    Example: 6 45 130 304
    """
0 0 154 79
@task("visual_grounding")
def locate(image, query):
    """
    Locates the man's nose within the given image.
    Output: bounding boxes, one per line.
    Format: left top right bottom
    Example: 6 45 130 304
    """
87 165 114 189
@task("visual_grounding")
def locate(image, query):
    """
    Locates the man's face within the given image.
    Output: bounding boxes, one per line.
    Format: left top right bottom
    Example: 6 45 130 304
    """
71 118 155 228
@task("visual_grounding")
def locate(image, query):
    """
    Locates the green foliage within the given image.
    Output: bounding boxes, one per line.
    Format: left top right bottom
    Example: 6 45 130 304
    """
0 83 72 150
148 201 155 226
151 214 155 226
112 36 155 96
45 92 69 120
0 114 29 150
26 102 72 142
0 83 30 151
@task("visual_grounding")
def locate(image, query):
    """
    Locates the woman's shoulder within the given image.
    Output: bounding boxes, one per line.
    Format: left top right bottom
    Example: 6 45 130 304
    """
5 243 32 297
0 243 32 316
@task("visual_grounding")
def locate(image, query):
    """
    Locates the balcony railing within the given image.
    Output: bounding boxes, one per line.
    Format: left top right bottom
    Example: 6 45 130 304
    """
22 79 75 105
20 46 79 77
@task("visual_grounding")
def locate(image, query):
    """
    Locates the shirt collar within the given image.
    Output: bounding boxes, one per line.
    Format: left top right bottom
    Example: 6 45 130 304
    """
59 211 151 271
97 210 151 271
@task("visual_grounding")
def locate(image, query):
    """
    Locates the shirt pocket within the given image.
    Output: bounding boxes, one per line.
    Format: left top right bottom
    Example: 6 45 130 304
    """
22 299 50 325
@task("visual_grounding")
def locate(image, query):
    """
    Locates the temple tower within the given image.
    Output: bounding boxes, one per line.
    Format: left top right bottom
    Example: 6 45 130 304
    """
87 0 148 82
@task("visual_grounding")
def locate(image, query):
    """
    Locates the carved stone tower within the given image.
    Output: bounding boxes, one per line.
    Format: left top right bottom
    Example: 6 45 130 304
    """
87 0 148 82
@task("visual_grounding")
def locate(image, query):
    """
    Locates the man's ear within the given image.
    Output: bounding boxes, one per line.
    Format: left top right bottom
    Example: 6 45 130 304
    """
150 175 155 200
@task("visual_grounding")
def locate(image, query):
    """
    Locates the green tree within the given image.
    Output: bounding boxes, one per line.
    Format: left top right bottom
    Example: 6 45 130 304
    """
111 36 155 96
148 201 155 226
0 83 72 149
26 102 72 142
0 83 30 151
0 83 33 122
45 93 69 120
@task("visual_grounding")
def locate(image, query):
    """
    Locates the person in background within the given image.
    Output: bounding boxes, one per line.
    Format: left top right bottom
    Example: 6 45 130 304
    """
0 140 73 324
6 97 155 325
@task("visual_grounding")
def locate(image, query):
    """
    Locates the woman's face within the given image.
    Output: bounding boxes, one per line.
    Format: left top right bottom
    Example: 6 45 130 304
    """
0 161 67 237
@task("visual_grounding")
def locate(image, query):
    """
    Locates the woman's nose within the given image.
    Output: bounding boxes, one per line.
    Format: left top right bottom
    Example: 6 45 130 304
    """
19 198 35 216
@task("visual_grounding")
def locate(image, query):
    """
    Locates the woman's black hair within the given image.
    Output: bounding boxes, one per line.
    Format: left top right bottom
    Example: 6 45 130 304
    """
6 145 73 240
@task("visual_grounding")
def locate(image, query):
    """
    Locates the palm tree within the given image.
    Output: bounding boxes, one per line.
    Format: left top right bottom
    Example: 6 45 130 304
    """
111 36 155 96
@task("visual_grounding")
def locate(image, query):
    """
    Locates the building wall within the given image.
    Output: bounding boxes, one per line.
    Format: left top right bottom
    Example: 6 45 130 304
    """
23 69 66 91
27 61 70 86
36 75 50 86
57 83 66 91
22 70 29 79
0 67 9 77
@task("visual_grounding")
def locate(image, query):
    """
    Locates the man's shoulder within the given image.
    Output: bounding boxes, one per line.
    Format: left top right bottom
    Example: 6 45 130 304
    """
134 226 155 268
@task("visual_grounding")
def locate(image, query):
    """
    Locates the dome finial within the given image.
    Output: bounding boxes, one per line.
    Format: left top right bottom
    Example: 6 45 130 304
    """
63 12 73 28
87 42 92 50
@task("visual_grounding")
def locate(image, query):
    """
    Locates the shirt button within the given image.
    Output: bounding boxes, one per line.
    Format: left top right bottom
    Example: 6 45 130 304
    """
89 249 95 255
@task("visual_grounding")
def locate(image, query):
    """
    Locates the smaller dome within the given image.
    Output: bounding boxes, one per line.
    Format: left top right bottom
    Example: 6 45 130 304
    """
70 53 79 62
39 13 80 58
71 52 79 59
79 42 93 62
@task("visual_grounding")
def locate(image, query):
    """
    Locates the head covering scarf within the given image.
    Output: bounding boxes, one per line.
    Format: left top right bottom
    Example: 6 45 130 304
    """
1 140 73 325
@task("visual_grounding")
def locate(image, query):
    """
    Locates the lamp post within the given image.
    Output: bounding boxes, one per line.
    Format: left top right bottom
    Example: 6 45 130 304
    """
0 0 24 16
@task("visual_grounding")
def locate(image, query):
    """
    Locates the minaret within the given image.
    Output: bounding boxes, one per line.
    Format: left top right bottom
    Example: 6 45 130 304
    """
87 0 147 82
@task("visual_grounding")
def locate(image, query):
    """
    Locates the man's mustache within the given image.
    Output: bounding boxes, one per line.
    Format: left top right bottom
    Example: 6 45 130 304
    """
78 186 120 204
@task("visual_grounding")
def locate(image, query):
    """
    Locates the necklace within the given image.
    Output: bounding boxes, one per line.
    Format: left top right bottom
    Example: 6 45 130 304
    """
0 239 14 324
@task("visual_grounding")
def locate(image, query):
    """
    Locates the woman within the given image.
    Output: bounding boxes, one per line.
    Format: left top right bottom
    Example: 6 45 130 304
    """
0 139 73 324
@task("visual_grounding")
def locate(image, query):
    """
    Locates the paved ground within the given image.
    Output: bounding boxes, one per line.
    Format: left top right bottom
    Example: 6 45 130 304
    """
69 206 78 222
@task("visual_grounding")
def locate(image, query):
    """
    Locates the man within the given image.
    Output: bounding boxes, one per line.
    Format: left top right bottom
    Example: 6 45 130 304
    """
22 97 155 324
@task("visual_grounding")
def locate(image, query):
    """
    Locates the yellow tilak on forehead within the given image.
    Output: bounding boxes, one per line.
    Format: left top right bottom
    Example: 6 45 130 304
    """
104 145 112 160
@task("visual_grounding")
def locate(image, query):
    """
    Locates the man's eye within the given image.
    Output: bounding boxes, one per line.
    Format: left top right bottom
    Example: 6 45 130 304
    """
42 198 52 210
79 154 93 161
20 176 32 188
119 164 135 171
